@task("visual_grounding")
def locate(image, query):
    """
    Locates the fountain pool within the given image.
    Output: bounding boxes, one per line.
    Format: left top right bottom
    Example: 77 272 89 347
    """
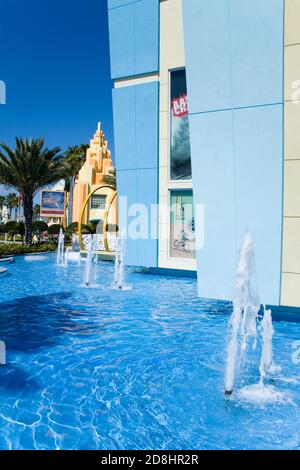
0 253 299 450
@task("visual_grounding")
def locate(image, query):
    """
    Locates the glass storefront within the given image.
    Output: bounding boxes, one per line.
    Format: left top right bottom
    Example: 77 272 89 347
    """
170 69 192 181
170 190 195 260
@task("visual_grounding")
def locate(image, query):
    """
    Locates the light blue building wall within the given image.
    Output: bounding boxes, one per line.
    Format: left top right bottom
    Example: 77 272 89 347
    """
108 0 159 79
182 0 284 304
112 82 159 267
108 0 159 267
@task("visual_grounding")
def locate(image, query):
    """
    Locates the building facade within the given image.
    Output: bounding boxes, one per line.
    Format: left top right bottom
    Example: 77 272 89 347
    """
71 123 117 230
108 0 300 308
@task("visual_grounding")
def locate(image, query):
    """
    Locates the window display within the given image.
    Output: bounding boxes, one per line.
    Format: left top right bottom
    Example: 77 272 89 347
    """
170 69 192 180
170 190 195 259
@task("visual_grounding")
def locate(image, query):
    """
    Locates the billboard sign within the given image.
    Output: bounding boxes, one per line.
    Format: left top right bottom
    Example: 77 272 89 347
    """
40 191 65 216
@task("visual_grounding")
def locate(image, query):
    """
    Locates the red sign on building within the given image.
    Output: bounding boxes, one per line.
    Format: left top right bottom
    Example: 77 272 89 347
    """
172 94 188 118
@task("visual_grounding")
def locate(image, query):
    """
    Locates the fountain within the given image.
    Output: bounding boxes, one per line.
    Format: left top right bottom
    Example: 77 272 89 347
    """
259 307 280 385
0 205 9 225
0 340 6 365
224 231 259 395
224 231 279 396
112 230 131 291
65 234 81 265
71 234 80 252
84 234 94 287
56 228 65 266
92 234 98 263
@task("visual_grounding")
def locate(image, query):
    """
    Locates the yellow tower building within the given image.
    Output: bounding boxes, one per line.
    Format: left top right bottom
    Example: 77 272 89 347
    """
72 123 117 231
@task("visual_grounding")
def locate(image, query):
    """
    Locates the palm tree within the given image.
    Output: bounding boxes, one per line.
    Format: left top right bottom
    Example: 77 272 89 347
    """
34 204 41 220
6 192 19 220
103 167 117 190
0 138 67 244
64 145 88 192
0 195 5 210
32 220 48 242
0 195 6 227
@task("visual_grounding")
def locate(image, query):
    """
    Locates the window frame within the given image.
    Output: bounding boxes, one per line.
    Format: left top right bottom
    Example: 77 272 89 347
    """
90 194 107 210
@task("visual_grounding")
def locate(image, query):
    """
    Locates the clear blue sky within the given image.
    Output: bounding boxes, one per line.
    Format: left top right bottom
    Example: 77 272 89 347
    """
0 0 114 195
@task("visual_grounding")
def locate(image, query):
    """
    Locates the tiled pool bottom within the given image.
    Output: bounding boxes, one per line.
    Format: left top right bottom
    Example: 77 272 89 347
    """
0 254 299 450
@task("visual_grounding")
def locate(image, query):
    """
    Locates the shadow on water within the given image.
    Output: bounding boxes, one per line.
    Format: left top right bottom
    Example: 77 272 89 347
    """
0 272 13 279
0 363 39 393
0 292 98 353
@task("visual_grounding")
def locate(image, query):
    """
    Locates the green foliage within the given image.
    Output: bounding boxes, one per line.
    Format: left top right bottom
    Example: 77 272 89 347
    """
66 222 92 234
6 192 19 211
0 242 57 257
0 193 19 220
102 167 117 190
66 222 79 234
3 221 25 236
0 138 65 195
33 220 48 233
63 145 88 192
32 220 48 240
87 222 97 234
17 222 25 236
82 224 93 234
0 138 67 244
3 221 17 233
34 204 41 220
48 224 63 235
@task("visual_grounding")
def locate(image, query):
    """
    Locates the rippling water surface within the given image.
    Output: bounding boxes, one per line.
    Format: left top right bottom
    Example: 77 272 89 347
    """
0 254 299 450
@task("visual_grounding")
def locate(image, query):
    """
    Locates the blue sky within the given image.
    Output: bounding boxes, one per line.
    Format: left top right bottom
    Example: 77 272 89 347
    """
0 0 114 195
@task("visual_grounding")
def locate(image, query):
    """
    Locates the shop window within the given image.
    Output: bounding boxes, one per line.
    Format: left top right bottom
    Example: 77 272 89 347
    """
170 69 192 181
170 190 195 260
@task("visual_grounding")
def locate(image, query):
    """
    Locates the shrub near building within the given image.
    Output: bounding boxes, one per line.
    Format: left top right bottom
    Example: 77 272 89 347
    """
0 242 57 257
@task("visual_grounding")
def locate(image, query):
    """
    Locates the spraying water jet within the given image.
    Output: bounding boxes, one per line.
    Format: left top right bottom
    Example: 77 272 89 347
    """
112 230 131 291
56 228 65 266
224 231 259 395
0 341 6 365
259 306 281 385
224 231 279 397
84 234 93 287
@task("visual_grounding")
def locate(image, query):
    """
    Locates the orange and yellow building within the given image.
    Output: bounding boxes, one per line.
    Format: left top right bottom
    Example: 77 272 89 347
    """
71 122 117 232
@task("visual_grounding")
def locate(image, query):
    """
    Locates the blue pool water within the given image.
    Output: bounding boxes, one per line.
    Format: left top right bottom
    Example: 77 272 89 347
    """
0 254 300 450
